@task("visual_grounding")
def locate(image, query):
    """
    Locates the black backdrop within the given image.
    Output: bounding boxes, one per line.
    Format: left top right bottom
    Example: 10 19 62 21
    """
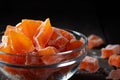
0 0 120 44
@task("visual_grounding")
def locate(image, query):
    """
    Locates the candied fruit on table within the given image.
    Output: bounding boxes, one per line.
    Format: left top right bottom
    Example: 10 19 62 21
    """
88 34 104 49
106 69 120 80
79 56 99 73
101 44 120 59
108 54 120 68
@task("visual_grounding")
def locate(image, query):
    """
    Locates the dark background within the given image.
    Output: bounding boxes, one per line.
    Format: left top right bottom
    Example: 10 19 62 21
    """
0 1 120 44
0 1 120 80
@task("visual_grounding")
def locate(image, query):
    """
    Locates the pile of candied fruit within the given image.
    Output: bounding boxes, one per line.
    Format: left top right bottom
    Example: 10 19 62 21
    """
0 18 84 65
0 18 85 80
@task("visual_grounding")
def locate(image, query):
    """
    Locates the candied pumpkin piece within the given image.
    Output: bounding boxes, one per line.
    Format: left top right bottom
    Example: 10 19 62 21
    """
101 44 120 59
38 46 58 56
0 28 35 64
9 30 35 54
108 54 120 68
55 27 76 40
33 18 53 50
16 19 42 41
79 56 99 73
66 39 83 51
64 39 84 60
106 69 120 80
39 46 63 65
88 34 104 49
48 28 69 51
0 45 10 53
0 25 27 64
0 25 16 53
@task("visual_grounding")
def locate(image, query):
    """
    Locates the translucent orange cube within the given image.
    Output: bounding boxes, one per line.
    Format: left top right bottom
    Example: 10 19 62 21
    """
80 56 99 73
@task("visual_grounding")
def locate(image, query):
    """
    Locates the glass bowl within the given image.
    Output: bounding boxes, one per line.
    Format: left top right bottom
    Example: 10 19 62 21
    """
0 28 88 80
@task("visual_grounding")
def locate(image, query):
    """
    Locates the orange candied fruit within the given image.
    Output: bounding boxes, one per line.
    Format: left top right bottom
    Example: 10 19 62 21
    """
16 19 42 42
0 25 16 53
0 25 35 54
33 18 53 50
79 56 99 73
38 46 63 65
38 46 58 56
66 39 83 51
108 54 120 68
88 34 104 49
0 18 84 65
47 28 69 51
55 27 76 41
101 44 120 59
9 30 35 54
